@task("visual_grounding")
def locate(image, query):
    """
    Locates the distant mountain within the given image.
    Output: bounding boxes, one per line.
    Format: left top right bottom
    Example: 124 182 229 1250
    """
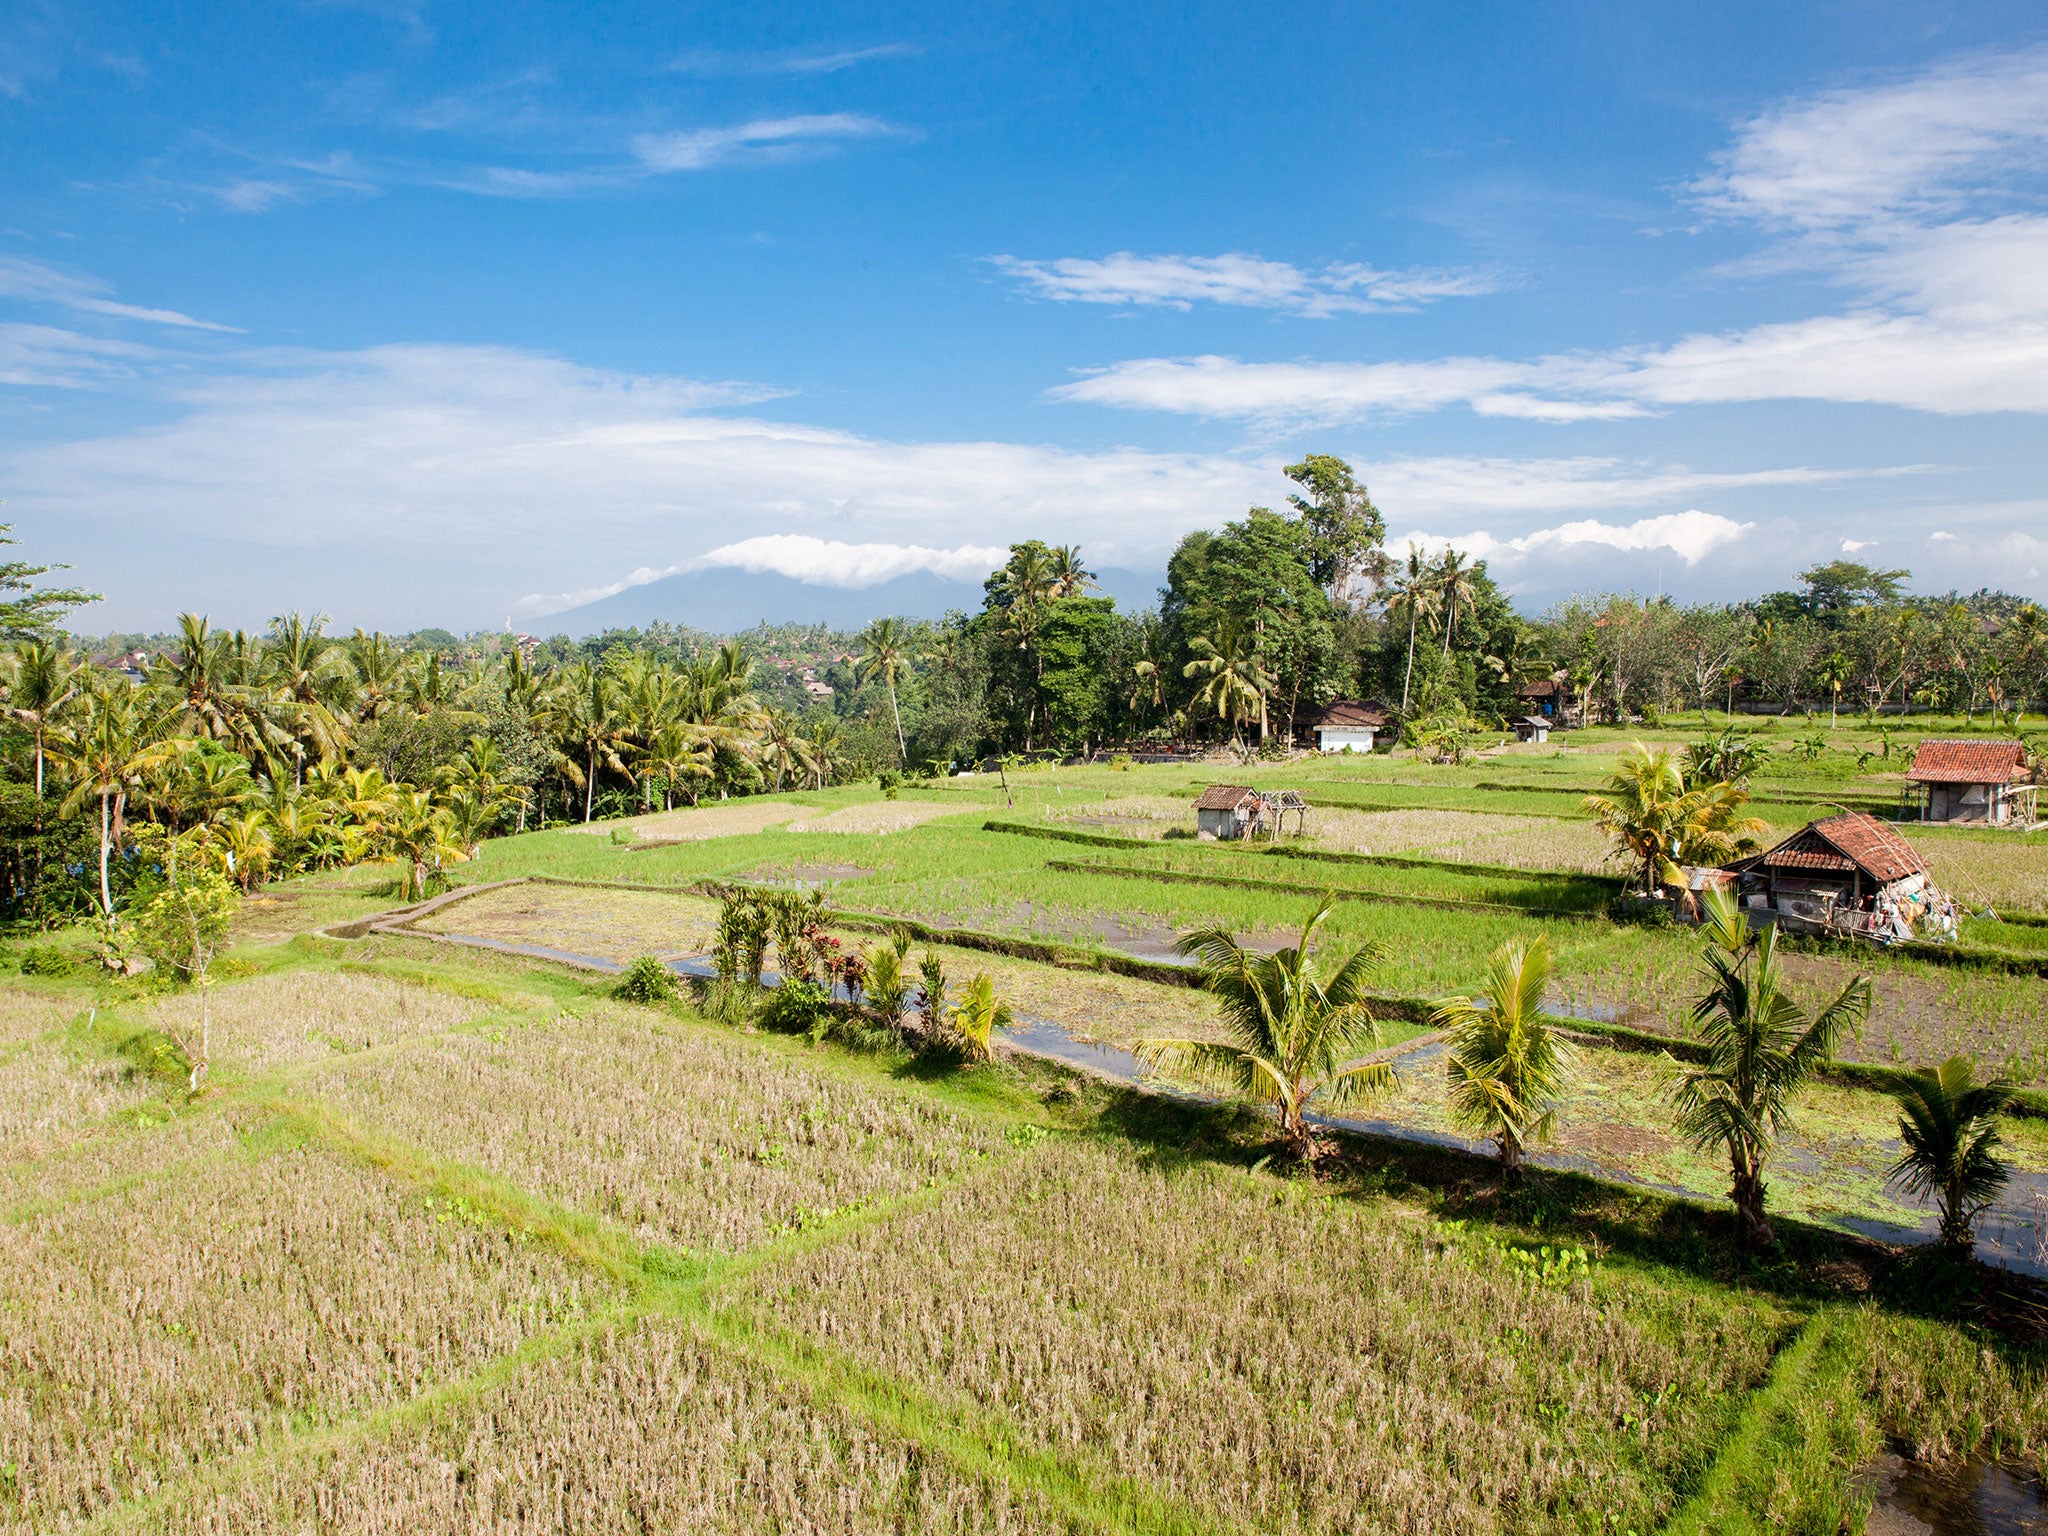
545 566 1164 638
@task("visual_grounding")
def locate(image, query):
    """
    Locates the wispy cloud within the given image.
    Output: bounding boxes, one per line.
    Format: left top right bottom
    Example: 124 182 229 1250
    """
989 252 1502 316
632 114 898 174
1058 50 2048 425
670 42 919 77
0 322 160 388
1393 510 1753 568
0 257 240 332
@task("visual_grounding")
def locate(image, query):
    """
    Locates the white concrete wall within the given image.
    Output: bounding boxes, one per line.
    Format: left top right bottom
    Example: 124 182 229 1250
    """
1316 727 1377 753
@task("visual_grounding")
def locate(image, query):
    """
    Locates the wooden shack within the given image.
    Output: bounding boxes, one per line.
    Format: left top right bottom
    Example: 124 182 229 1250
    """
1906 739 2036 826
1193 784 1259 840
1517 676 1565 720
1724 811 1941 941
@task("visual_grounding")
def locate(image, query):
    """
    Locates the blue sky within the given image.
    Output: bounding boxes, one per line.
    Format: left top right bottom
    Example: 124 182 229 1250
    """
5 0 2047 631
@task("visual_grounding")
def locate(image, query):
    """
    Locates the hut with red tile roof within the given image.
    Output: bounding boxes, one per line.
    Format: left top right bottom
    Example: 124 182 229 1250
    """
1906 739 2035 826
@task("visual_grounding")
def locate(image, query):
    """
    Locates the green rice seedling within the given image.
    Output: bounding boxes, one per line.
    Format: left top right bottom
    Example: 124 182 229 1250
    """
298 1005 1012 1253
732 1139 1784 1536
152 1315 1081 1535
610 954 679 1004
0 1140 599 1529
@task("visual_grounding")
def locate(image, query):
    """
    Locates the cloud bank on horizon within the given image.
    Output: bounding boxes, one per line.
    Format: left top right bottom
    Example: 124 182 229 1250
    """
2 15 2045 630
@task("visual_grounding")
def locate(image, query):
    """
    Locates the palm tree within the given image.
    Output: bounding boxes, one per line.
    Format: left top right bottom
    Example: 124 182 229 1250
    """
1183 620 1274 750
348 630 405 722
377 788 468 901
556 664 631 822
946 972 1011 1063
215 809 275 893
1582 743 1769 896
1387 548 1442 714
855 617 915 763
1048 545 1099 598
1671 889 1872 1248
802 719 846 789
53 679 182 921
756 705 813 792
1885 1056 2016 1258
1434 547 1478 658
634 720 714 809
1136 901 1395 1161
1 638 81 797
1434 937 1575 1175
1815 649 1851 730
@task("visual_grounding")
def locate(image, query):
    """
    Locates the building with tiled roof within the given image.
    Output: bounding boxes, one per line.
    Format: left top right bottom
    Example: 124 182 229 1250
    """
1725 812 1942 940
1308 700 1387 753
1906 740 2034 825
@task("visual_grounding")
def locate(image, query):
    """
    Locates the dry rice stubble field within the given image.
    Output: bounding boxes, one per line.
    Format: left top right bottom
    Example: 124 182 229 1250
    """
725 1137 1788 1536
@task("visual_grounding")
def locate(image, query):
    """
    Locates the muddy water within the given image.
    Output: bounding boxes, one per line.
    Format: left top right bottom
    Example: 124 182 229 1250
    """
1869 1451 2048 1534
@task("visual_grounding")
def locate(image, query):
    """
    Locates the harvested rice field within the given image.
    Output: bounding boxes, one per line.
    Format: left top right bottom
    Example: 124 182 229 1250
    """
8 743 2046 1534
415 880 718 962
296 1001 1016 1251
728 1138 1786 1536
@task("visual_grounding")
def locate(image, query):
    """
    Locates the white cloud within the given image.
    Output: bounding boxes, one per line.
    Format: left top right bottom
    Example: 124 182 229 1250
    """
1360 455 1913 518
1841 538 1873 552
669 43 918 77
1692 48 2048 228
1057 51 2048 424
1394 511 1752 568
0 257 240 331
0 322 159 387
988 252 1501 316
632 114 896 174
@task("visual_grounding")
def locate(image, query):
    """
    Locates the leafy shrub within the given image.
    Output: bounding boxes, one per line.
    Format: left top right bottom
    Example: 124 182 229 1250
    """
18 943 78 976
1607 894 1677 928
916 951 949 1038
876 769 903 800
758 979 832 1036
612 954 680 1004
609 827 637 846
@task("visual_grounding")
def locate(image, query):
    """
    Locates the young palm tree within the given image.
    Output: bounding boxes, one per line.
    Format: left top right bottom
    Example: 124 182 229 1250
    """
1387 547 1443 714
947 972 1011 1063
1136 901 1395 1161
856 617 916 763
1672 889 1872 1248
1886 1056 2016 1258
803 718 846 789
1 638 82 798
1582 743 1768 895
1434 937 1576 1175
215 809 275 893
1183 620 1274 750
377 788 468 901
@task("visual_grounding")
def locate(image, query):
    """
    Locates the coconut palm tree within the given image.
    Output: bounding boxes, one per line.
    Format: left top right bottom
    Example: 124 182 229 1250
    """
1434 937 1575 1175
756 705 813 792
1386 548 1442 714
1434 546 1478 658
1183 619 1274 751
1582 743 1769 896
1 638 81 798
556 664 631 822
947 972 1011 1063
856 617 916 763
1048 544 1099 597
1885 1056 2016 1258
53 679 183 921
1136 901 1395 1161
215 809 275 892
1671 888 1872 1248
802 718 846 789
376 788 468 901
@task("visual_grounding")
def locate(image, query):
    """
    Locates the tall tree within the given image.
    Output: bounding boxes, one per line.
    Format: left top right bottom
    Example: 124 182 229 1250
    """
0 523 98 640
1 640 81 798
54 680 181 921
1434 547 1478 658
1183 619 1272 749
1387 548 1442 713
1285 454 1388 603
855 617 916 763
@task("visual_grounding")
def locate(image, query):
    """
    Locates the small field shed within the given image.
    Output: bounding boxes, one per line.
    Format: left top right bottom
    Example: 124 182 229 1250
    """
1725 811 1941 941
1906 739 2036 826
1513 716 1551 744
1194 784 1259 839
1311 701 1387 753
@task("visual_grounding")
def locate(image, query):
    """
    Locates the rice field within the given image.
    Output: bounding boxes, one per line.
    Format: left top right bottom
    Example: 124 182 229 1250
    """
787 798 973 834
415 881 719 961
295 1002 1015 1252
0 1136 602 1529
729 1138 1786 1536
141 968 488 1074
1908 828 2048 914
147 1315 1081 1536
1308 807 1618 873
570 799 809 841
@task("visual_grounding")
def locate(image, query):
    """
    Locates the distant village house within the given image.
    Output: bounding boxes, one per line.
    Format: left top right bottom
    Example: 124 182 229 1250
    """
1906 740 2035 826
1309 701 1386 753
